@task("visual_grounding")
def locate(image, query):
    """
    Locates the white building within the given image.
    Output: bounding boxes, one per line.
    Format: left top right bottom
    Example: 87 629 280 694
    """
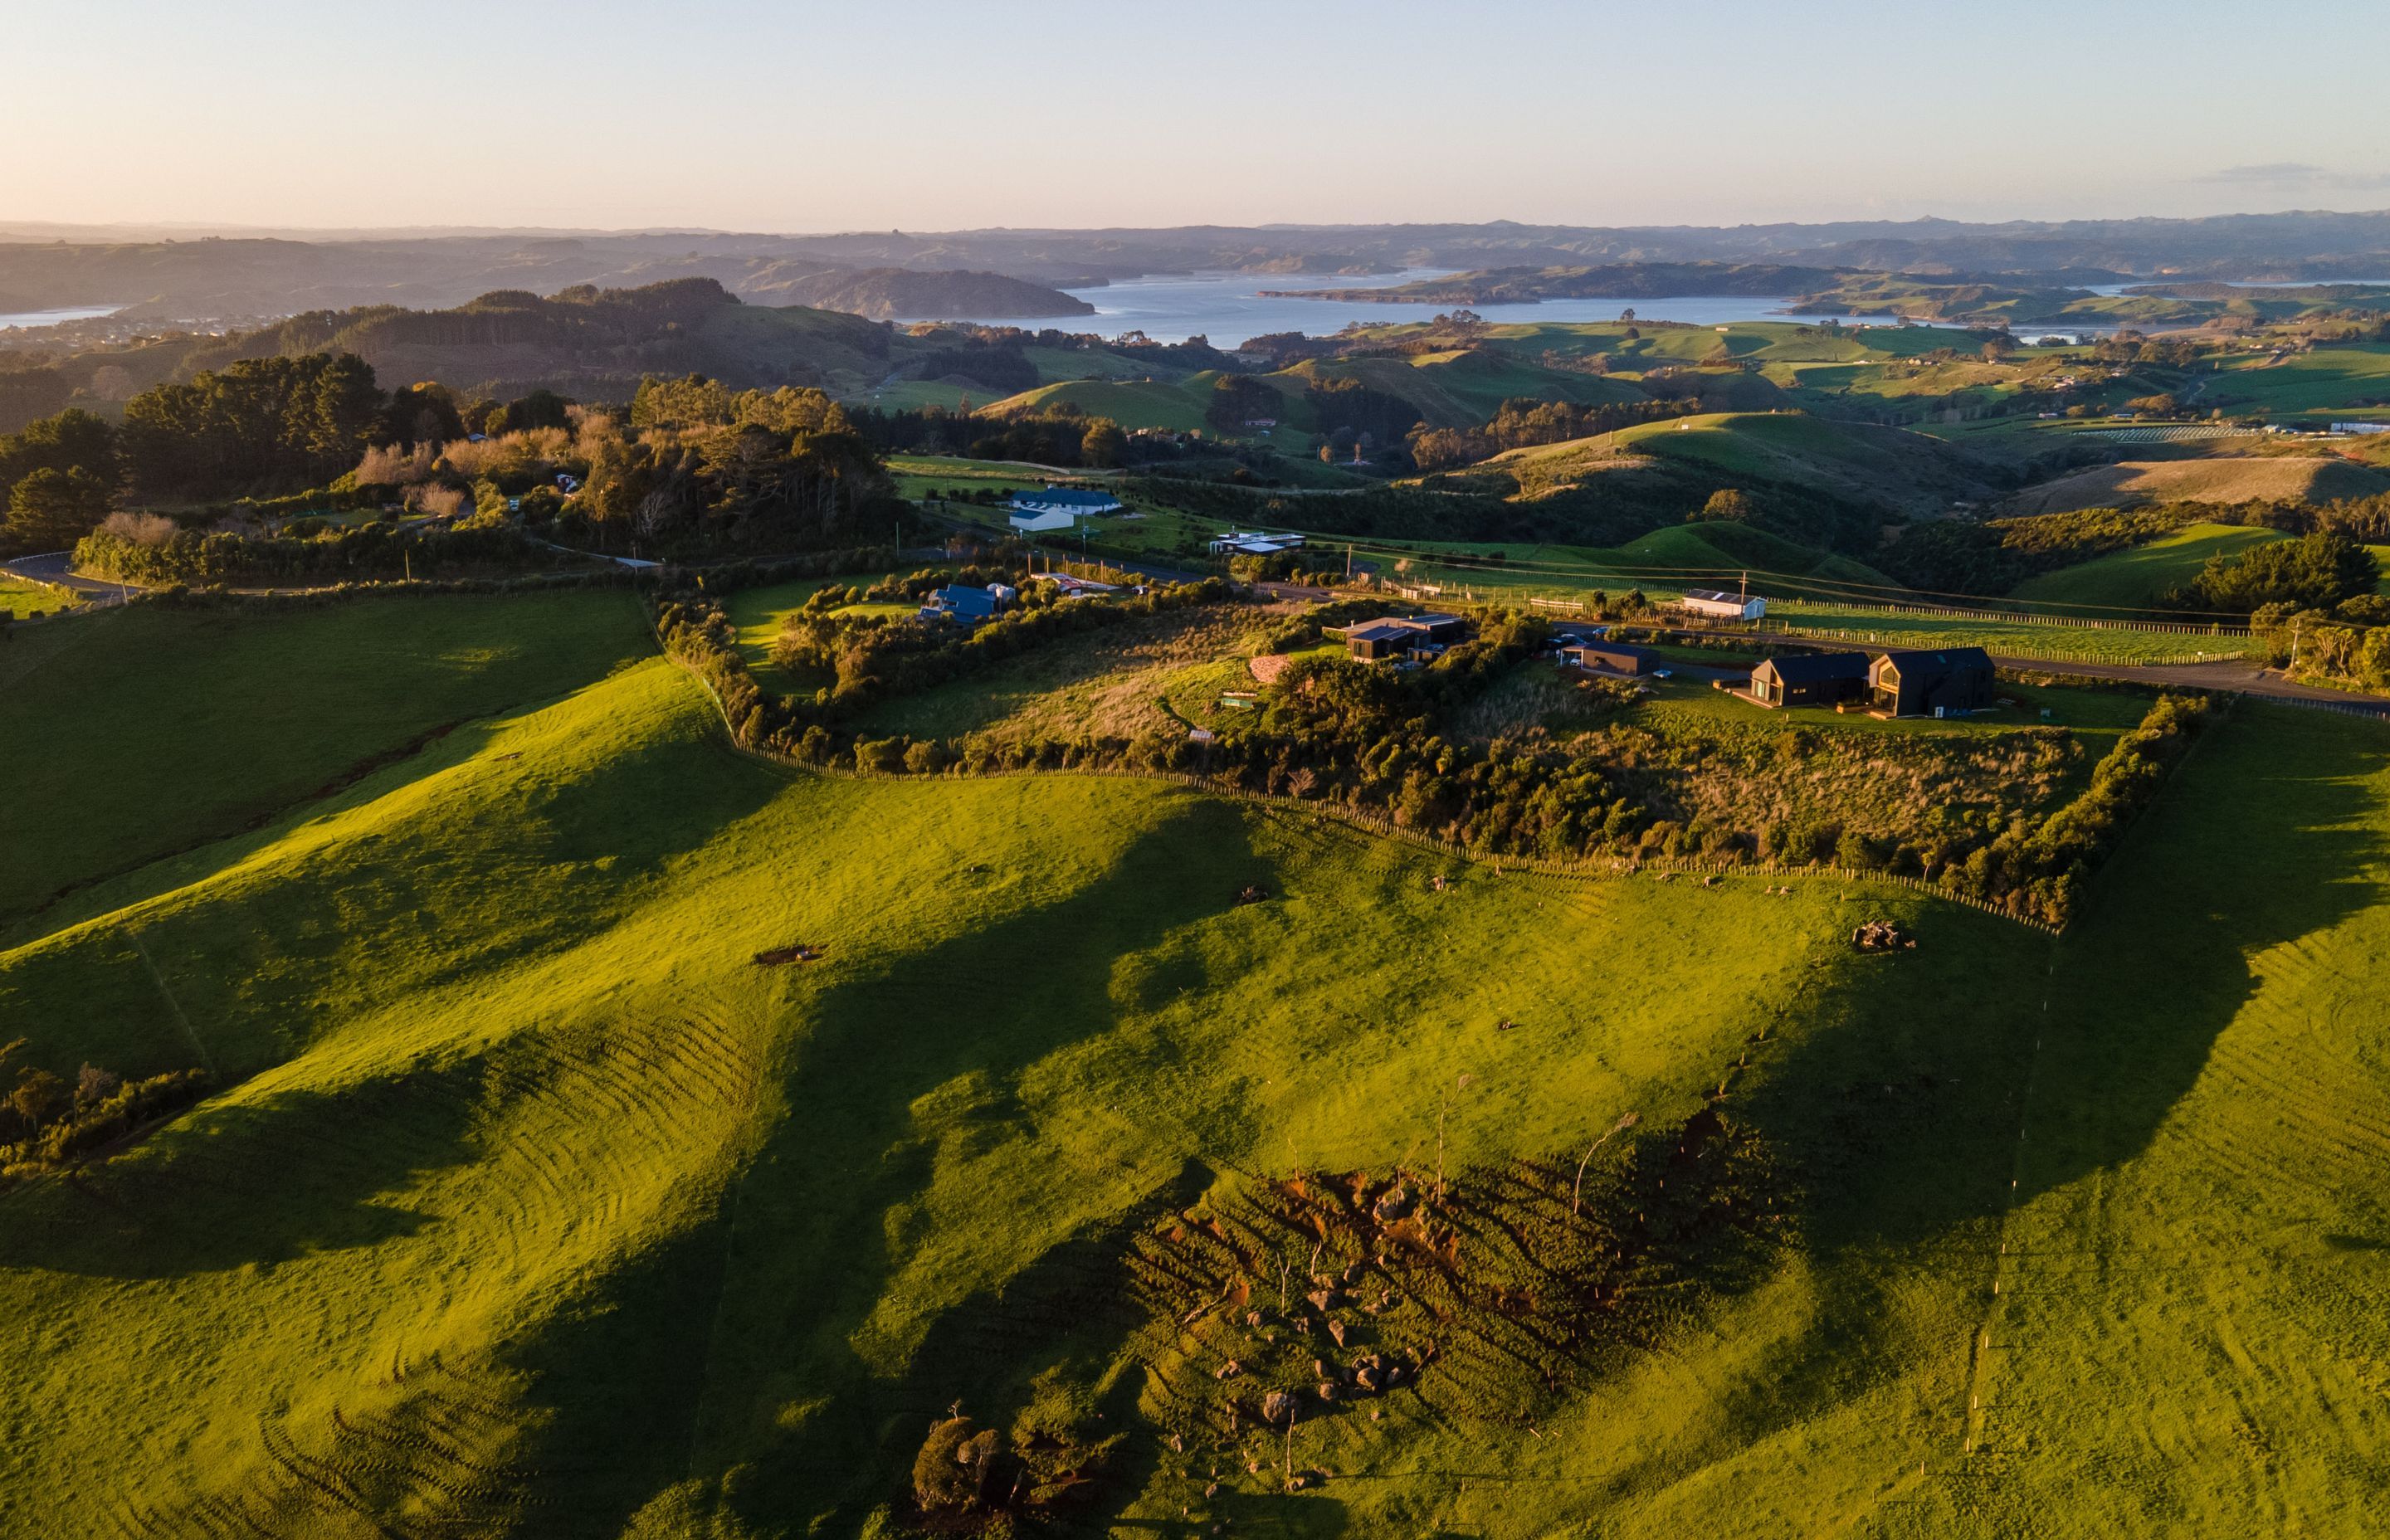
1680 588 1766 621
1007 485 1124 533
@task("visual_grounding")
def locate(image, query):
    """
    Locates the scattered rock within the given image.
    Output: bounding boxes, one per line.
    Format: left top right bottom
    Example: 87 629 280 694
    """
1326 1318 1349 1348
1236 885 1271 905
751 943 824 966
1261 1391 1297 1425
1316 1381 1339 1402
1372 1185 1415 1222
1702 874 1720 887
1305 1288 1341 1313
1214 1360 1241 1380
1851 919 1916 952
1245 1310 1263 1328
1340 1261 1365 1287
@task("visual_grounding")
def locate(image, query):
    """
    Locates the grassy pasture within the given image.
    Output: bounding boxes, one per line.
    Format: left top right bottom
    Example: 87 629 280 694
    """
0 574 80 619
2003 455 2390 515
0 654 2062 1536
1769 601 2255 663
2008 523 2291 609
0 590 651 926
0 598 2387 1533
2209 342 2390 416
982 378 1213 431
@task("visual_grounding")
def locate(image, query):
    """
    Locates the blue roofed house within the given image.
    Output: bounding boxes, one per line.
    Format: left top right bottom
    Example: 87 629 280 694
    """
1008 485 1124 533
922 585 1002 624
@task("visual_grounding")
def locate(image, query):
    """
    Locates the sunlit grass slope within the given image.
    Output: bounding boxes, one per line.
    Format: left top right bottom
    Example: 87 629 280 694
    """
0 649 2054 1537
3 631 2386 1536
1931 704 2390 1534
0 590 651 924
2008 522 2290 609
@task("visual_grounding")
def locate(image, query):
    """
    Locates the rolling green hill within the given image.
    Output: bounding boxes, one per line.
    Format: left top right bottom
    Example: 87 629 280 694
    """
0 589 651 924
2005 456 2390 515
1490 410 1997 516
981 377 1215 431
4 588 2389 1537
2007 522 2291 608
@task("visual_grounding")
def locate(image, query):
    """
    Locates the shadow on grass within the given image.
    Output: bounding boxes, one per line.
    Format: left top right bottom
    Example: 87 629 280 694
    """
0 1070 480 1277
1651 704 2389 1479
680 793 1278 1534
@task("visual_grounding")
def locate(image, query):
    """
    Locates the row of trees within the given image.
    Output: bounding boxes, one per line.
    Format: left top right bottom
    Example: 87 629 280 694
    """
1406 397 1701 472
2164 532 2381 614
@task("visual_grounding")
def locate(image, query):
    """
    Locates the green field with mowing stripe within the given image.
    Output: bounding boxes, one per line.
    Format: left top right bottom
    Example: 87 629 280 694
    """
3 590 2387 1536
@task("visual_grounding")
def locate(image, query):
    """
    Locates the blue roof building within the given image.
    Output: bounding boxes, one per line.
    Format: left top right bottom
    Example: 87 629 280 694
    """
924 585 1001 623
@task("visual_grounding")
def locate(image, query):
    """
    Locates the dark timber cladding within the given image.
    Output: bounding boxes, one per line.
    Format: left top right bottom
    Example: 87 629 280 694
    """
1567 642 1661 676
1749 651 1869 707
1870 646 1995 717
1343 620 1418 660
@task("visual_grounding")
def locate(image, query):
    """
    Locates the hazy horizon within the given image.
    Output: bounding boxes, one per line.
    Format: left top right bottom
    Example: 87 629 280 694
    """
7 0 2389 233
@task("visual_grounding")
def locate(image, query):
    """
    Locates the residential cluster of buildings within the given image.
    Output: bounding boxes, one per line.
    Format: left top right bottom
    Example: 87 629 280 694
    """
1564 636 1997 719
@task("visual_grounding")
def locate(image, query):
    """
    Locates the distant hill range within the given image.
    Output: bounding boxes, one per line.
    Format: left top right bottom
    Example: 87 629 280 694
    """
0 239 1095 328
7 210 2390 336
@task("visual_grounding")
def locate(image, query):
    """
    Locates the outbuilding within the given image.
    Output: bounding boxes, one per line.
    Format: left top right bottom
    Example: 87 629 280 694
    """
1870 646 1995 717
1749 651 1870 708
1007 485 1123 533
1567 642 1661 676
1681 589 1767 621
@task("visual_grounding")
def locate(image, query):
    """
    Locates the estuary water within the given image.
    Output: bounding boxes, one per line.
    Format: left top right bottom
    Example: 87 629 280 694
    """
890 269 1957 348
0 306 120 331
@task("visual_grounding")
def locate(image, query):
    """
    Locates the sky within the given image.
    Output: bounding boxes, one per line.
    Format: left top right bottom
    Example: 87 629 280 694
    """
6 0 2388 234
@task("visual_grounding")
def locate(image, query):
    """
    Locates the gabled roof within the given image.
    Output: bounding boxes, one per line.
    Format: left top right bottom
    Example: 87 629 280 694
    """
931 585 998 617
1875 646 1992 672
1758 651 1869 682
1012 485 1120 509
1570 641 1658 662
1345 620 1419 644
1683 589 1753 605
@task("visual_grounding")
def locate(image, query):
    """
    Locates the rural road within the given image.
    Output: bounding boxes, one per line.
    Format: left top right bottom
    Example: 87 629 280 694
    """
2 550 135 602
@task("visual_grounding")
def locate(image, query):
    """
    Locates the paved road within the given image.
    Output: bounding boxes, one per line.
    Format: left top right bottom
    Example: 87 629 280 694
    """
2 551 135 602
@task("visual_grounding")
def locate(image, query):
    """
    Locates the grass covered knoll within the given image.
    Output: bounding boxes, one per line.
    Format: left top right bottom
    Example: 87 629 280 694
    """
0 589 651 924
0 654 2057 1536
2004 455 2390 516
1485 410 1997 517
3 640 2389 1533
2008 522 2292 609
1954 704 2390 1533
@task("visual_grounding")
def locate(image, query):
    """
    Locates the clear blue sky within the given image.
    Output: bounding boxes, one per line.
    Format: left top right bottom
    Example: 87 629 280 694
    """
5 0 2386 232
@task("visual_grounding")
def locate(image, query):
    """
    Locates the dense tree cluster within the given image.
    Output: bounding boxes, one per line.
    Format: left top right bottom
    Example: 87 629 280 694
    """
2165 531 2381 614
0 1039 211 1188
1407 397 1701 471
